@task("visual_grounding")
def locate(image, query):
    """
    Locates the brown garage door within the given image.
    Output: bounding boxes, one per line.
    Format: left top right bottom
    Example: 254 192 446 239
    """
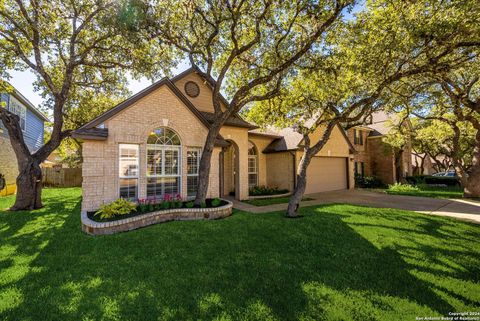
305 157 348 194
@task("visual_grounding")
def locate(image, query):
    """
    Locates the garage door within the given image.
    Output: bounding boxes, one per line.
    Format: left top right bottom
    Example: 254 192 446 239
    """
305 157 348 194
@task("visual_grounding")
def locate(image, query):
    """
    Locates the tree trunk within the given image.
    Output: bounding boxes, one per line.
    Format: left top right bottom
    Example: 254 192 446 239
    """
194 124 221 206
0 108 55 210
394 149 404 183
286 149 313 217
464 130 480 198
11 158 43 210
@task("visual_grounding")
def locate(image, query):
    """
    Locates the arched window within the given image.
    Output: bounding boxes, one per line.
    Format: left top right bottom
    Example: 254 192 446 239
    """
146 128 181 198
248 141 258 188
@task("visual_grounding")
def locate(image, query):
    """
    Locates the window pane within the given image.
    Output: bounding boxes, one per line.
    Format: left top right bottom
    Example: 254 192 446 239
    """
119 144 138 178
120 178 137 199
164 149 179 175
147 128 180 146
248 157 256 173
187 149 199 175
147 149 162 176
147 177 180 198
249 174 257 188
187 176 198 197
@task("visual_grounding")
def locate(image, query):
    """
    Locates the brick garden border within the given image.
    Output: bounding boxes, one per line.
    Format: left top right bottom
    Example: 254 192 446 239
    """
81 200 233 235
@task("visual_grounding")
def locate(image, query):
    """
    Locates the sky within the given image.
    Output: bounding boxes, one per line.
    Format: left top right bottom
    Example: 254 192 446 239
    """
7 59 191 108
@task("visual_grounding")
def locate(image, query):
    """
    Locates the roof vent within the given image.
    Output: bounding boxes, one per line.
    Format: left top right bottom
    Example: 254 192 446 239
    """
184 81 200 98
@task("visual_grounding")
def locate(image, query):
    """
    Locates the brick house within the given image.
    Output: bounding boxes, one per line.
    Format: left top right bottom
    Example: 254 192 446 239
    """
74 68 356 212
346 111 413 185
0 85 48 196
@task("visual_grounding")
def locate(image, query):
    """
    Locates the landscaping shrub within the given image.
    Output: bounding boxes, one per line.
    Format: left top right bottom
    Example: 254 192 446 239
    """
95 198 137 219
355 175 385 188
212 198 221 207
388 183 419 193
185 201 194 208
249 186 289 196
406 175 461 187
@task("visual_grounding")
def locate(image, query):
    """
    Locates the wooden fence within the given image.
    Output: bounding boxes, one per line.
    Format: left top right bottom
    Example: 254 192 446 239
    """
42 168 82 187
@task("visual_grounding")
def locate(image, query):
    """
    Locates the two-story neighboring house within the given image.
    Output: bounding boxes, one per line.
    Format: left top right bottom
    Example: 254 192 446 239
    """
346 111 413 185
0 85 48 196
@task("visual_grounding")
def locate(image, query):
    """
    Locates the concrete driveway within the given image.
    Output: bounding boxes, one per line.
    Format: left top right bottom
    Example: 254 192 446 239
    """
233 189 480 224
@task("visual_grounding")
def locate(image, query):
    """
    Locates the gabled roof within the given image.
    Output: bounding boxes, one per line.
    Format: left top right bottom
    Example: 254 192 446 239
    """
171 66 257 127
76 77 211 131
200 111 257 129
74 67 257 139
3 83 50 122
263 124 356 154
248 128 283 139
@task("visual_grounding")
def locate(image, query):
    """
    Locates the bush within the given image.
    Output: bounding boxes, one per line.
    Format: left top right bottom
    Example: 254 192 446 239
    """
355 175 385 189
388 183 419 193
212 198 221 207
96 198 137 219
249 186 289 196
185 201 194 208
406 175 461 187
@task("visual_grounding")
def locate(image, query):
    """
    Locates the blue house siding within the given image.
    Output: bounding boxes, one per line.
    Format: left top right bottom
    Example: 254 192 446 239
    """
0 93 45 152
24 108 44 152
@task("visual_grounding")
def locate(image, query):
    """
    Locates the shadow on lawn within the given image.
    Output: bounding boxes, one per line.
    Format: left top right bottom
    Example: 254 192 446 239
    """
1 193 479 321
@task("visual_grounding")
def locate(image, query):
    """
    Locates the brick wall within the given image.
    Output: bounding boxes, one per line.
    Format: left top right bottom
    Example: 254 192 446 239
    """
81 85 221 211
266 152 295 191
367 137 395 184
347 128 371 176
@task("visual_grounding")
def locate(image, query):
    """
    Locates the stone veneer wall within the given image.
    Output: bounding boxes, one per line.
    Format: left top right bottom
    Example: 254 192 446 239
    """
0 136 18 196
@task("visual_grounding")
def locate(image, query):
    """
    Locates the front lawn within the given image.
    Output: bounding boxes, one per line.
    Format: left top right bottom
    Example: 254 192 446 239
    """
1 188 479 321
243 197 314 206
385 185 464 199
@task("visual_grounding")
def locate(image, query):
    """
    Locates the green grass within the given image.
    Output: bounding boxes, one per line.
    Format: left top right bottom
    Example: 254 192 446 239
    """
243 197 314 206
0 188 479 321
385 185 464 199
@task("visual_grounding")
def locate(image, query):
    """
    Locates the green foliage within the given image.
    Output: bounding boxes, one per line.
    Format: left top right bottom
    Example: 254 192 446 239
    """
355 176 385 189
161 201 171 210
95 198 137 219
185 201 194 208
406 176 461 187
200 201 207 209
249 186 289 196
388 183 419 193
172 199 182 209
211 198 221 207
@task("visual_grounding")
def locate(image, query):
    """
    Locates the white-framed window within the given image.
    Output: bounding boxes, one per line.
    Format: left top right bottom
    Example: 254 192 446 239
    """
248 141 258 188
146 128 182 198
187 148 201 197
119 144 139 199
8 96 26 131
